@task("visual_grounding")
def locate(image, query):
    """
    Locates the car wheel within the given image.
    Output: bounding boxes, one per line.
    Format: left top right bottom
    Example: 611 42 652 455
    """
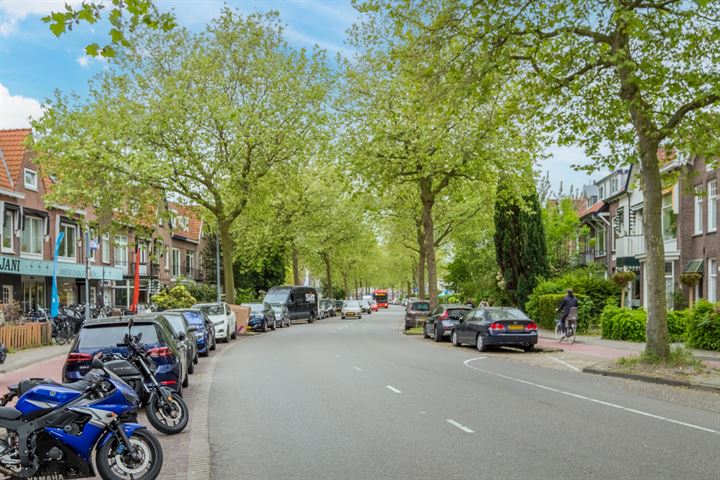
271 319 277 331
188 359 195 374
341 315 345 320
451 330 461 347
423 325 430 338
182 372 189 388
476 333 488 352
434 327 442 343
261 320 267 333
308 312 316 324
230 321 237 340
523 345 535 352
286 317 291 327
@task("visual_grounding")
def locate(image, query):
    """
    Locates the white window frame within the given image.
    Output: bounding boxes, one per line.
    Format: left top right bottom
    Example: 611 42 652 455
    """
2 210 14 253
709 258 718 303
101 234 110 264
24 169 38 191
694 187 703 235
21 216 44 259
162 242 169 271
172 248 180 278
661 194 676 241
58 223 77 262
186 250 194 274
114 235 128 268
665 261 674 310
708 180 717 233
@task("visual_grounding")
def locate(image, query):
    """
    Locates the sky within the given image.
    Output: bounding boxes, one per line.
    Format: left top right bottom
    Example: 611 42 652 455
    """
0 0 604 194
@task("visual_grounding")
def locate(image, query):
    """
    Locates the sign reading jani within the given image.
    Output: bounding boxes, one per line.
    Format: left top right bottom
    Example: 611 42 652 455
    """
0 254 125 280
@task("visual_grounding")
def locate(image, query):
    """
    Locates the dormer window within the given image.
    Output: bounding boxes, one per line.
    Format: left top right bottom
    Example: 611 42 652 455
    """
24 169 38 191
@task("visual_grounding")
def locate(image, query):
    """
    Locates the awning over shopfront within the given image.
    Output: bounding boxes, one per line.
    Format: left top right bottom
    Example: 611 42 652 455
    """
685 259 704 274
0 254 125 280
617 257 640 269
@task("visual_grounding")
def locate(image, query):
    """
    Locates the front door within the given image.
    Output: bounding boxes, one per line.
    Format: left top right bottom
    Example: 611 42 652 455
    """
2 285 13 305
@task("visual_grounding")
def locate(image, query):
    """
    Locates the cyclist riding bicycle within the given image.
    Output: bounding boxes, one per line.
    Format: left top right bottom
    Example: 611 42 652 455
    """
557 289 578 333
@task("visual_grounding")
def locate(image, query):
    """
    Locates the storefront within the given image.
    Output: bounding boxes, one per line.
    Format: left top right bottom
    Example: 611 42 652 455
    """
0 254 124 311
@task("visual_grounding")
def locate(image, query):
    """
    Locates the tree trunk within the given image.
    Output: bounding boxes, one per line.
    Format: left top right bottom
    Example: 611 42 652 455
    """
343 272 349 299
416 223 426 300
292 246 300 286
323 253 333 299
354 278 359 300
639 146 670 358
218 220 235 304
420 180 438 308
620 288 626 308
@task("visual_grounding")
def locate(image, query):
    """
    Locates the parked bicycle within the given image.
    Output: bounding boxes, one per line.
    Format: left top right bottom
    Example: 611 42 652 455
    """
52 317 76 345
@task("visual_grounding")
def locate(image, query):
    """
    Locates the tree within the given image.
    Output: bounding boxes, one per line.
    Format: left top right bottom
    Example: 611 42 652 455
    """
494 180 549 309
33 9 333 304
382 1 720 358
44 0 175 57
543 197 582 275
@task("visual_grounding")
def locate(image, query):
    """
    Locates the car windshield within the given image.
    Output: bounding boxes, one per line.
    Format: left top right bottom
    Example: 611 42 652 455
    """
447 308 471 318
243 303 264 313
411 302 430 311
197 305 224 316
487 308 529 321
181 311 205 326
79 324 159 349
264 290 290 304
345 300 360 308
162 314 186 334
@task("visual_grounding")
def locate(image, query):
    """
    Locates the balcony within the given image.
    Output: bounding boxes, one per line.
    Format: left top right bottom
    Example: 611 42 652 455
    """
129 262 160 278
574 250 601 266
615 235 678 258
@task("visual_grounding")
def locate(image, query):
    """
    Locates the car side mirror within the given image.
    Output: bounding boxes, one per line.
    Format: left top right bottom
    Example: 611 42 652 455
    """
178 332 186 341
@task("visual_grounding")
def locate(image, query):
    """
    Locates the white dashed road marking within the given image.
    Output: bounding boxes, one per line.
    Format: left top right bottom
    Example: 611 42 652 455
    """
446 419 475 433
545 355 581 372
353 366 362 372
463 357 720 436
386 385 402 394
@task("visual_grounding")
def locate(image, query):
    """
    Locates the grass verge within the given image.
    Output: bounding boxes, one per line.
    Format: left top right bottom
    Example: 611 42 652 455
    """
404 327 424 335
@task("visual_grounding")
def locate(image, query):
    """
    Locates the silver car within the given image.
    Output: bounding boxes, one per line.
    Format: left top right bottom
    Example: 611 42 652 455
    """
341 300 362 319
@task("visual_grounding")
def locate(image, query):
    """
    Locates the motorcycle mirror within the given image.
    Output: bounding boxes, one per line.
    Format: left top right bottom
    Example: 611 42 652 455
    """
136 331 143 342
91 357 104 369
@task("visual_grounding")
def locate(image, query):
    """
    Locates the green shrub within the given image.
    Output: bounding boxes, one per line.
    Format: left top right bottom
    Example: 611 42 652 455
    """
600 305 646 342
667 309 691 343
152 285 197 310
686 300 720 351
181 280 217 303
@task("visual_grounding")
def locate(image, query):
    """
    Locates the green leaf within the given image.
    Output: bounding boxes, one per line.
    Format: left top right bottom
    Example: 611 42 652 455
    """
49 21 66 37
109 28 123 44
101 45 116 58
85 43 100 56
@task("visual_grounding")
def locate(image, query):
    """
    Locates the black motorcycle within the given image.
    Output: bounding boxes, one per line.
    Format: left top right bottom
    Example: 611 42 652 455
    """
102 326 189 435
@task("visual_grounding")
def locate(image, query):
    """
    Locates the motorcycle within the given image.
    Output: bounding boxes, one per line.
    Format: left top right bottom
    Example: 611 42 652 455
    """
0 357 163 479
102 327 189 435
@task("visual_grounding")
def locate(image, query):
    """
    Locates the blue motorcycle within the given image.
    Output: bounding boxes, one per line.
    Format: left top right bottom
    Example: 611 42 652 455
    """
0 357 163 479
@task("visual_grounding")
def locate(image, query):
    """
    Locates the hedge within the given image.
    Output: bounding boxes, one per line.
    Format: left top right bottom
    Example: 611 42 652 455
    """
600 306 692 343
686 300 720 351
667 309 691 343
526 293 589 332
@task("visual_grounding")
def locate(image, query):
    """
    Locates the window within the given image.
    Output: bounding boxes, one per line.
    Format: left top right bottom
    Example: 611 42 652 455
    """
162 242 169 271
24 169 38 190
665 262 675 309
21 216 43 257
614 208 625 236
101 235 110 263
176 216 189 231
595 228 606 256
58 224 76 260
610 177 618 194
708 180 717 232
599 186 605 198
709 259 717 303
114 235 128 267
661 194 677 241
2 210 13 253
185 250 194 274
694 187 703 235
172 248 180 277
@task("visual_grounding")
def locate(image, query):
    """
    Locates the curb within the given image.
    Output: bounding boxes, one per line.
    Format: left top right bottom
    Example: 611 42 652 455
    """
583 366 720 393
0 353 68 375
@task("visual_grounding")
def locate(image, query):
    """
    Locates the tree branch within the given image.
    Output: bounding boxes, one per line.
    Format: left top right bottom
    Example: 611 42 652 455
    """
661 92 720 136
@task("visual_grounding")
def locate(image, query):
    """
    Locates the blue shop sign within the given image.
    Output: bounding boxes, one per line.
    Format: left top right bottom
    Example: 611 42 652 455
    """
0 254 124 281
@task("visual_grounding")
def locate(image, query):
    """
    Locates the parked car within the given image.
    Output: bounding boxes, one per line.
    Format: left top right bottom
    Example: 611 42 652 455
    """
243 302 277 332
423 304 473 342
168 308 216 356
264 286 319 323
269 303 291 327
334 300 344 312
194 302 236 342
359 299 372 314
320 299 336 318
404 300 431 330
451 307 538 352
162 311 199 374
62 314 189 394
370 301 379 312
341 300 363 319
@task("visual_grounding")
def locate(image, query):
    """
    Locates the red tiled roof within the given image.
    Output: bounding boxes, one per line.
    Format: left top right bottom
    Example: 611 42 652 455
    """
0 128 31 191
579 200 605 218
168 202 202 242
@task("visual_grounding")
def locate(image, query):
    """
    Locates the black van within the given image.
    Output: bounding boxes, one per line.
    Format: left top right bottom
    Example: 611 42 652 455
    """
264 286 319 324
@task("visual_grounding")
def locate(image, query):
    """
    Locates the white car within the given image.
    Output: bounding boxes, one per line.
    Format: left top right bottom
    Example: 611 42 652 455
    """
193 302 236 342
341 300 363 320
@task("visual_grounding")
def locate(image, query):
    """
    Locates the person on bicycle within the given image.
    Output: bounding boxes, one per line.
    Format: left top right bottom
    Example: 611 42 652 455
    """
557 289 578 333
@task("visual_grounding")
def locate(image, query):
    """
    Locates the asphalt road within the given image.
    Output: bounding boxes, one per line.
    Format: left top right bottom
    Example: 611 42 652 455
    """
209 306 720 480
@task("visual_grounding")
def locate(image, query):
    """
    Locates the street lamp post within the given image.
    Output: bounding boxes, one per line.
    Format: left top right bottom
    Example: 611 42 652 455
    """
84 227 91 324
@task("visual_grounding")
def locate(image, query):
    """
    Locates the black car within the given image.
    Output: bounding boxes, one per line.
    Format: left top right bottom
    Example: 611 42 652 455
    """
242 303 277 332
404 300 431 330
451 307 538 352
160 311 199 375
264 286 319 323
423 304 473 342
62 314 190 394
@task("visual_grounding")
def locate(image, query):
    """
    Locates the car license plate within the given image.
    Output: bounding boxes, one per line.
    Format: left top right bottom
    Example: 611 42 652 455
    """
347 312 355 317
508 324 524 331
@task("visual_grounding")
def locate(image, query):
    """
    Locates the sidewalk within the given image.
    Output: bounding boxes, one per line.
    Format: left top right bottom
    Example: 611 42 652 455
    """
0 343 70 374
538 329 720 367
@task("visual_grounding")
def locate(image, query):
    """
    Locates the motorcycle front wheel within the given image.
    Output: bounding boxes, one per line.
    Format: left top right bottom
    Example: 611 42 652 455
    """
96 428 163 480
146 390 189 435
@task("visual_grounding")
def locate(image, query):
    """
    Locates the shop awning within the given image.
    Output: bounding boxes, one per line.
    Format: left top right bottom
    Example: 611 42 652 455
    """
685 259 704 273
617 257 640 268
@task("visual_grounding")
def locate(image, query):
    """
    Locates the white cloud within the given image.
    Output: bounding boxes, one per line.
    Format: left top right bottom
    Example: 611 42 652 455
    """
76 54 90 67
542 145 610 196
0 0 82 36
284 27 348 54
0 83 44 128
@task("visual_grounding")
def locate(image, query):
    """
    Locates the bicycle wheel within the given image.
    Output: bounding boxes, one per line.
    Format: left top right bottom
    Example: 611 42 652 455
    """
55 325 69 345
554 322 564 341
567 325 576 344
